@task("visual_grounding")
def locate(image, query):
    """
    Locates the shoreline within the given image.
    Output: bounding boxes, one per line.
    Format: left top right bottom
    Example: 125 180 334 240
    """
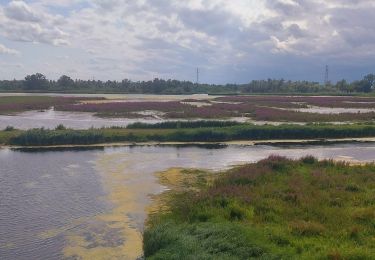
3 136 375 149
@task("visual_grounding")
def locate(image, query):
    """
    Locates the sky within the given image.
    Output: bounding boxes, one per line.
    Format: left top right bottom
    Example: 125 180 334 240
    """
0 0 374 84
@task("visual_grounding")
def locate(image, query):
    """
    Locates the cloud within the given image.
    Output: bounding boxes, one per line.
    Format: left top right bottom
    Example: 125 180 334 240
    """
0 0 69 45
0 43 19 55
4 0 41 22
0 0 374 82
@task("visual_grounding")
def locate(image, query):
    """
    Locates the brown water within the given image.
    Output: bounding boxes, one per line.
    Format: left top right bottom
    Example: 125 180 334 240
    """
1 143 375 259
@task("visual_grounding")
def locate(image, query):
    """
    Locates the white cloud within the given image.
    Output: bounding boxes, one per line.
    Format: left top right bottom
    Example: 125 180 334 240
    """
0 1 69 46
0 43 19 55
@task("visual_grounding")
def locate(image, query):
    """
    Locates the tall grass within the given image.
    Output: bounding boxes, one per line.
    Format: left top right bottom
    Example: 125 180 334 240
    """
5 123 375 146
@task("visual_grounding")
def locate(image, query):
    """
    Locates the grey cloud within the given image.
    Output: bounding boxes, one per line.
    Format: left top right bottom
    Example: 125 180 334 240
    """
329 7 375 47
287 24 306 38
4 0 41 22
93 0 120 12
266 0 303 17
63 0 375 81
178 8 242 38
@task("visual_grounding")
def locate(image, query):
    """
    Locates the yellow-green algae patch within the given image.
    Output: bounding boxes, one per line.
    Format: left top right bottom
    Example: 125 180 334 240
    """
147 167 216 219
61 153 156 260
41 154 218 259
156 168 215 192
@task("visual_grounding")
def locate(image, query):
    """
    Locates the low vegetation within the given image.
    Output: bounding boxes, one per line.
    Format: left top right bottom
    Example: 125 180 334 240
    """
0 96 103 114
52 95 375 122
4 122 375 146
4 95 375 123
144 156 375 259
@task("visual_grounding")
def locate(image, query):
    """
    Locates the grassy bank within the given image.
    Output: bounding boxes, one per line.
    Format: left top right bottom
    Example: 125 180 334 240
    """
4 122 375 146
144 156 375 259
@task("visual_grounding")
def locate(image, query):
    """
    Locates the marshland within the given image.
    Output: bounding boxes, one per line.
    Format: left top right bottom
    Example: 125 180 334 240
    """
1 0 375 258
1 92 375 260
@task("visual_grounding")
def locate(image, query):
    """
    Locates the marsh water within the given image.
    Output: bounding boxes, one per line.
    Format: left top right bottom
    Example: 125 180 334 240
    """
0 109 251 130
1 143 375 259
0 109 170 130
0 93 221 129
1 93 373 129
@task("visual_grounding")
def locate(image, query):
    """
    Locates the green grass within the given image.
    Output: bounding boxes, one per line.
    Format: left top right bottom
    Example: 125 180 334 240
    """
0 129 22 144
144 156 375 259
4 123 375 146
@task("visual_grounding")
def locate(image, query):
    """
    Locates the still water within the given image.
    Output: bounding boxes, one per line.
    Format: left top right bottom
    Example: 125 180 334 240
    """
0 109 249 130
1 143 375 259
0 109 169 130
0 93 218 130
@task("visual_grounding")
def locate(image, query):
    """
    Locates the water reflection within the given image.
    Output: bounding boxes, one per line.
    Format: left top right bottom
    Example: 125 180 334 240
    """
0 149 107 260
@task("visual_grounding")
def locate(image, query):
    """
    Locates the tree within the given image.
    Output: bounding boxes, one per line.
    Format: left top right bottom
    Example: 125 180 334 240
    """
362 74 375 92
336 79 350 93
57 75 74 88
352 74 375 93
24 73 48 90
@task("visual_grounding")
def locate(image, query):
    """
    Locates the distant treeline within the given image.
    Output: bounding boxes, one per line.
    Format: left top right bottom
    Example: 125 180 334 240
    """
4 123 375 146
1 73 375 94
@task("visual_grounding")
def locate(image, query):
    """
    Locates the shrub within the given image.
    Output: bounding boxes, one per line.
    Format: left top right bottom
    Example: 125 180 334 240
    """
55 124 66 130
4 126 15 131
301 155 318 164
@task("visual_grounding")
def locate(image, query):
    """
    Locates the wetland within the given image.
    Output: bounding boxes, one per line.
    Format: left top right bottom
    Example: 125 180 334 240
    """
1 143 375 259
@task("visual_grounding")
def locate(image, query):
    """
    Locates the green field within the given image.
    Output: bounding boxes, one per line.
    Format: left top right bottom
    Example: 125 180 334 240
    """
144 157 375 259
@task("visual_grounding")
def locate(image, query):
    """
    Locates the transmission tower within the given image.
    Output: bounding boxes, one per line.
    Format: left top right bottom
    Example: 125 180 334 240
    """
196 68 199 84
324 65 329 85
